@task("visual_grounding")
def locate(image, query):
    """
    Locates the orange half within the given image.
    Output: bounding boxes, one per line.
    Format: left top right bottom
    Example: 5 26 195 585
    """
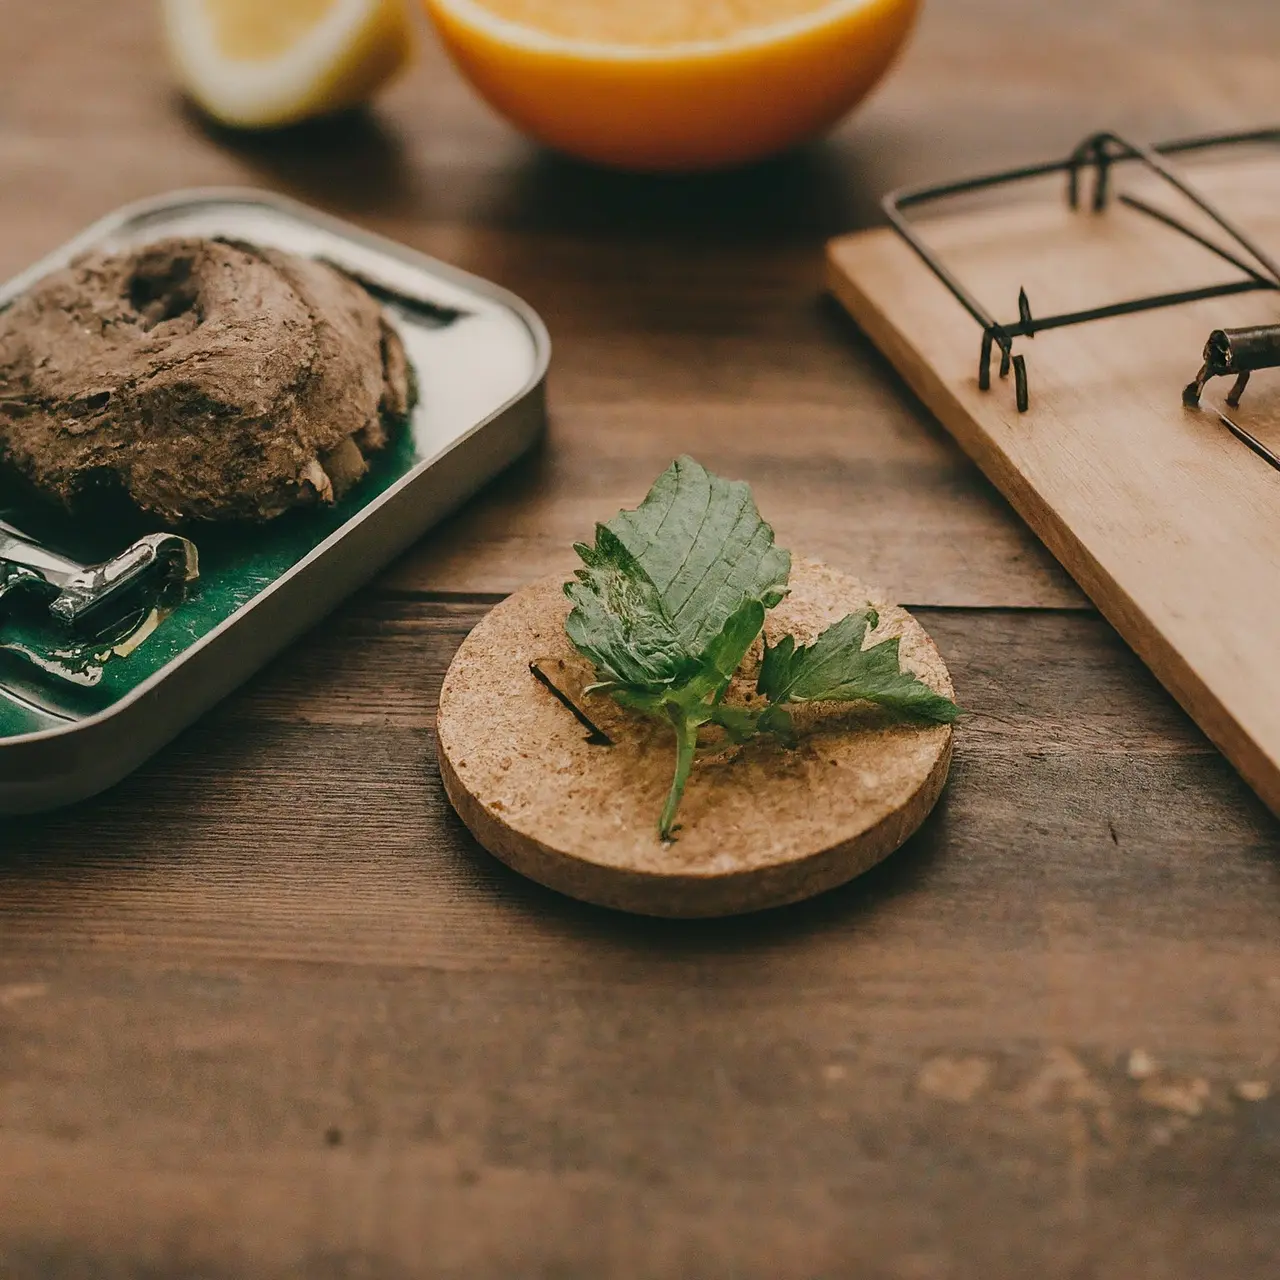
423 0 922 171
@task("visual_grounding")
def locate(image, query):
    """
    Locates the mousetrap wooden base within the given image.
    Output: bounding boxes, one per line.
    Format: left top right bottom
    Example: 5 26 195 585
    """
437 562 953 918
827 145 1280 817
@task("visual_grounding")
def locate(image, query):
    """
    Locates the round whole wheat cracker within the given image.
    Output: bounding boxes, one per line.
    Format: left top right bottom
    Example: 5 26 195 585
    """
437 559 955 918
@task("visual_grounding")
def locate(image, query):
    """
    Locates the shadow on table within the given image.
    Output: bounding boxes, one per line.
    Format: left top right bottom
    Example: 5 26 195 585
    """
188 95 887 241
179 100 422 218
0 760 952 960
485 143 888 242
442 782 956 955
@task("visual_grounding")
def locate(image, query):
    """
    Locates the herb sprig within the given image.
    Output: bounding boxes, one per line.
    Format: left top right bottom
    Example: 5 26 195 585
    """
565 458 959 839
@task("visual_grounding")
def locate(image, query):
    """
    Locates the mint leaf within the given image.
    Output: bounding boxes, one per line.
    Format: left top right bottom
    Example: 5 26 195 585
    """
706 701 795 747
563 458 958 840
607 456 790 654
565 462 785 839
706 704 761 746
685 597 767 701
757 608 960 724
565 526 694 694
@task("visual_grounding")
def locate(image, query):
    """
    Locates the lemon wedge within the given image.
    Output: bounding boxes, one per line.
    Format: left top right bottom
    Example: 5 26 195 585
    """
422 0 919 171
164 0 414 129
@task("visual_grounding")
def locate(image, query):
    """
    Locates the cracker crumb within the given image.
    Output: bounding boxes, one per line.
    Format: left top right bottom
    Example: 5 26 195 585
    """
917 1055 990 1104
1235 1080 1271 1103
1140 1077 1210 1117
1127 1048 1157 1080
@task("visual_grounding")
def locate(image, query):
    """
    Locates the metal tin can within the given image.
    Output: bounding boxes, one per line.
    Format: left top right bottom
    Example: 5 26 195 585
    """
0 189 549 813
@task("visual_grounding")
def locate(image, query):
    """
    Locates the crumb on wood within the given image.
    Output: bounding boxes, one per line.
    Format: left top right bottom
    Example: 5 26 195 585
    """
1235 1080 1271 1103
1019 1047 1109 1111
1139 1076 1211 1117
1127 1048 1157 1080
916 1055 991 1104
0 982 48 1007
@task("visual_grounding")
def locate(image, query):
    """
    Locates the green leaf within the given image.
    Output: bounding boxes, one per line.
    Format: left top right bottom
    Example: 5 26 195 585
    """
705 700 796 749
757 608 960 724
684 598 767 703
606 456 790 655
564 461 787 839
649 600 777 839
755 702 797 746
564 526 695 693
562 457 957 841
707 704 760 745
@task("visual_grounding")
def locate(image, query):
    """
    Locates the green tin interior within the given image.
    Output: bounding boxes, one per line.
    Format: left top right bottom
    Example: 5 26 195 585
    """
0 426 419 739
0 195 544 746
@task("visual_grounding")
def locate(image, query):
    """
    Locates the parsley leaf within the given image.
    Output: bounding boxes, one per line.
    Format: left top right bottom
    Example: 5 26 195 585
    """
757 609 960 724
564 457 959 839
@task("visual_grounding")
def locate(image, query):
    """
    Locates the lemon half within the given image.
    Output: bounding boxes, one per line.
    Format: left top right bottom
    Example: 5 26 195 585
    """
165 0 414 129
423 0 920 171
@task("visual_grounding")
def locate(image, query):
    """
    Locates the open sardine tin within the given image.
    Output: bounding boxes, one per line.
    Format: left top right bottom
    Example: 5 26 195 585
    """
0 191 549 814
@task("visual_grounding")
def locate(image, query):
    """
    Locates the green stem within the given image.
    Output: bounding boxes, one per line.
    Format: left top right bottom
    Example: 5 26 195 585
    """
659 710 698 841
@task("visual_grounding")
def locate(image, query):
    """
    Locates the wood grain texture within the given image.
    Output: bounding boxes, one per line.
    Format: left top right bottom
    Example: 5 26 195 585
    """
3 0 1280 1274
4 595 1280 1280
827 153 1280 820
25 0 1280 607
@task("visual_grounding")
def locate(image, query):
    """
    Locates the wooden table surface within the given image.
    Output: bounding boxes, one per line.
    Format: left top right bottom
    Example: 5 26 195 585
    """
3 3 1280 1277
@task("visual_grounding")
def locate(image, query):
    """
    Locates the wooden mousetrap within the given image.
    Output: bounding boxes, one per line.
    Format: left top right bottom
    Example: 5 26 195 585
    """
827 128 1280 816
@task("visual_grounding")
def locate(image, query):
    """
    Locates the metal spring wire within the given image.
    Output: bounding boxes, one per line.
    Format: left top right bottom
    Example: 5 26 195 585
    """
882 128 1280 413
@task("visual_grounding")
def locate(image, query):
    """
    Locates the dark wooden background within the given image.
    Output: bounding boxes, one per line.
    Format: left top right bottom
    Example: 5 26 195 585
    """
3 3 1280 1277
